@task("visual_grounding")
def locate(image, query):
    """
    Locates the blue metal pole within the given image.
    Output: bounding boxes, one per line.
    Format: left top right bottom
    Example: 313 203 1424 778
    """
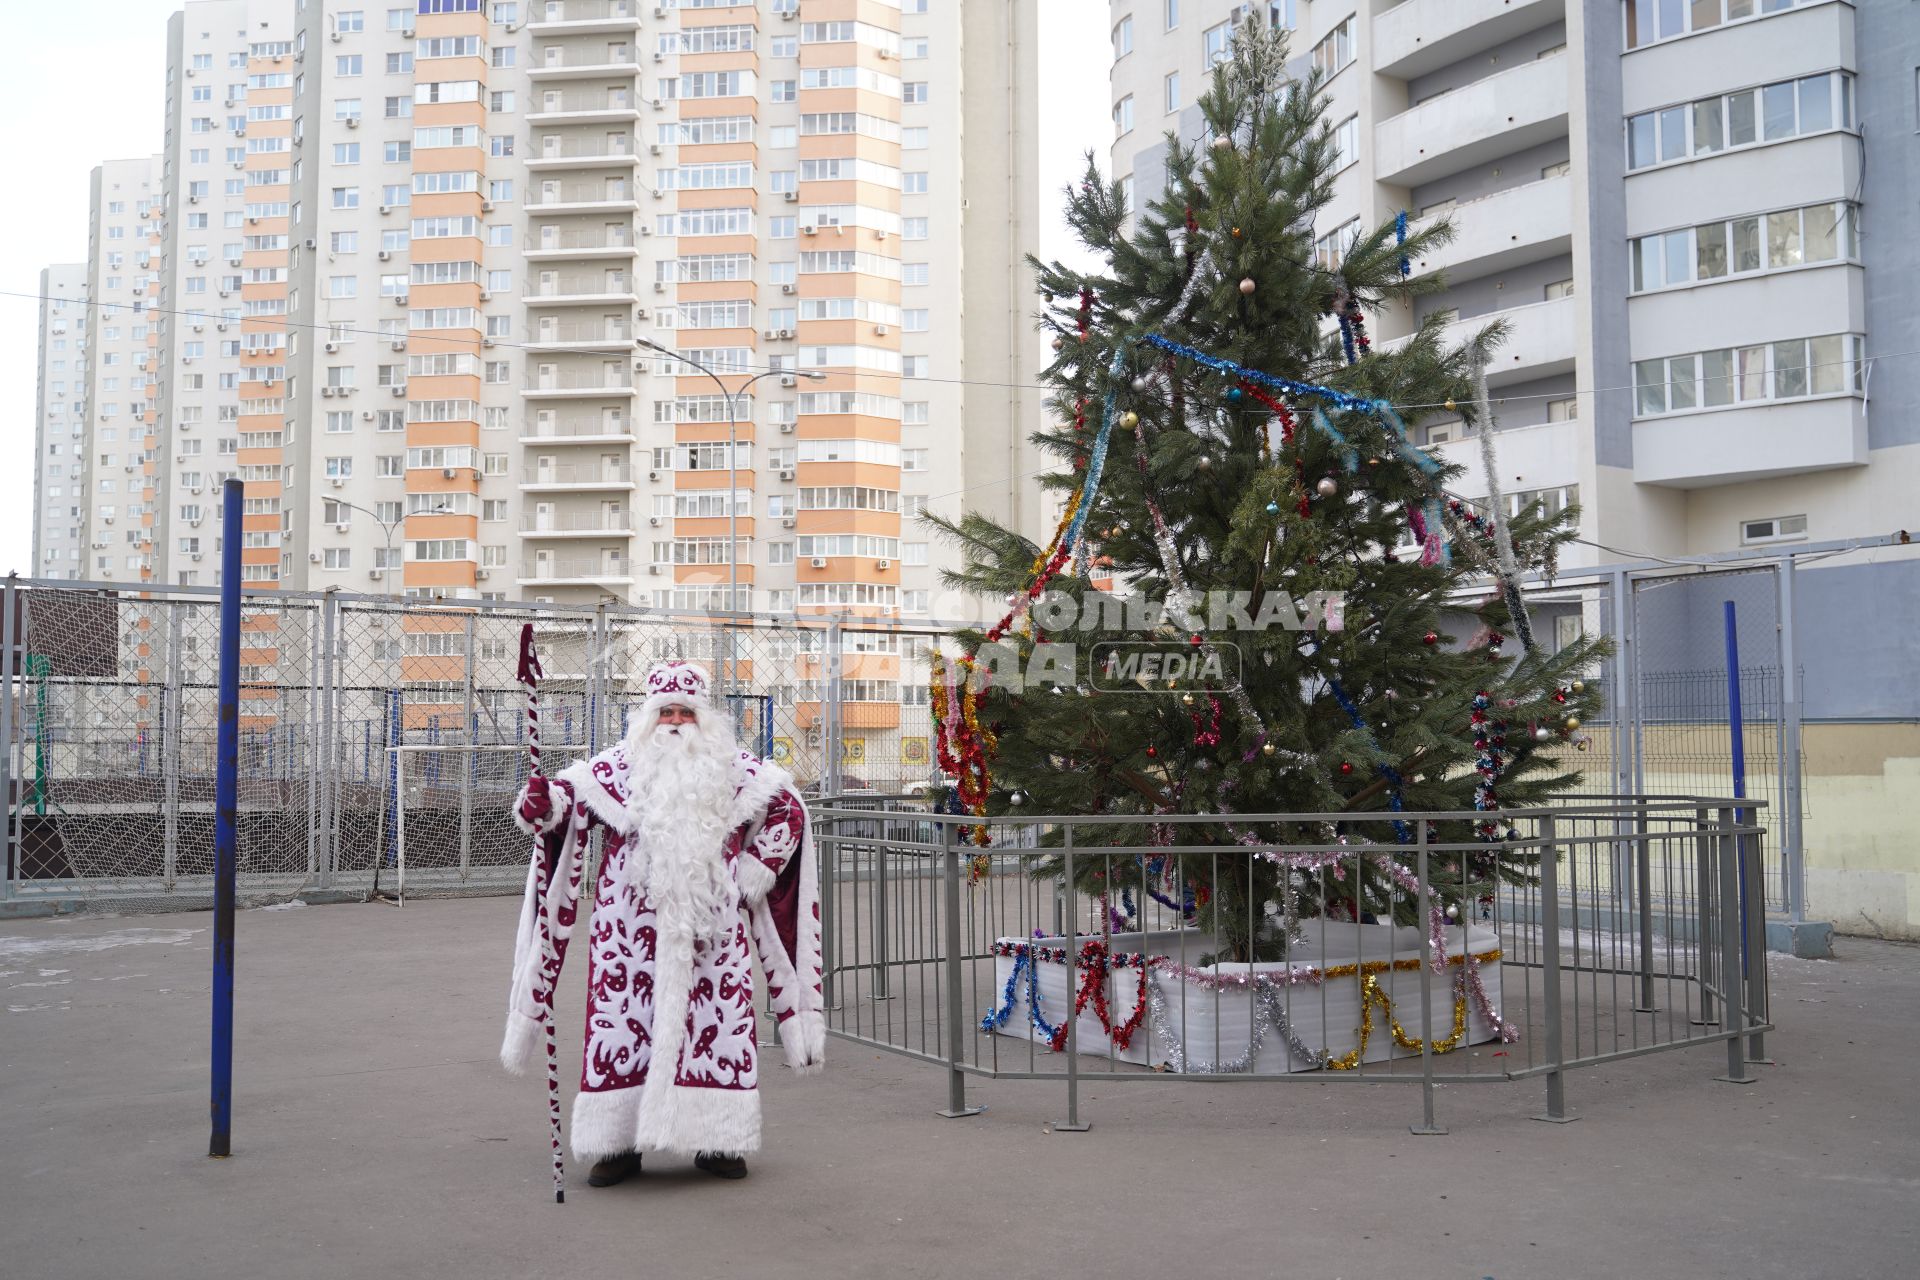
386 690 401 869
1724 600 1749 977
210 478 242 1159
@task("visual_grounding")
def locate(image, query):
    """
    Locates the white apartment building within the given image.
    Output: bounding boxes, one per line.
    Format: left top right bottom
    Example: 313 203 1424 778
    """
1111 1 1917 569
31 266 90 581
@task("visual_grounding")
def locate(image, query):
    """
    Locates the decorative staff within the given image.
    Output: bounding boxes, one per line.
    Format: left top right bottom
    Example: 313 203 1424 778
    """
516 623 566 1204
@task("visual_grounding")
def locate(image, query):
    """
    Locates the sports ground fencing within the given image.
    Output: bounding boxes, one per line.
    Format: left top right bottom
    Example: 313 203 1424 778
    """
1 561 1805 917
811 798 1773 1130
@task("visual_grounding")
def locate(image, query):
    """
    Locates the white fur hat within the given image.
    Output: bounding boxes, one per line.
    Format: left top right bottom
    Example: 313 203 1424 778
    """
640 660 713 721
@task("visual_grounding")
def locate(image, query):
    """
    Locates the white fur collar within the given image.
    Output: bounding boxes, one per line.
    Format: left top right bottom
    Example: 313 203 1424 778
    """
555 745 794 839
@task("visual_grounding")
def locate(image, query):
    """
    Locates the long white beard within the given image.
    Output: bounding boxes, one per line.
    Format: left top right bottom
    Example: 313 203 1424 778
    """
623 719 739 944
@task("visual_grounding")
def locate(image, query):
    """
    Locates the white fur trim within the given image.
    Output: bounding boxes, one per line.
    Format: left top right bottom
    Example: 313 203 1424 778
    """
781 1010 827 1075
633 1083 762 1157
728 754 794 833
570 1087 643 1163
501 1009 542 1076
556 755 635 836
735 851 778 907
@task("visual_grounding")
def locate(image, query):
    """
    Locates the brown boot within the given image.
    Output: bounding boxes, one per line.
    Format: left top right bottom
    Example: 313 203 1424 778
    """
587 1151 641 1187
694 1151 748 1180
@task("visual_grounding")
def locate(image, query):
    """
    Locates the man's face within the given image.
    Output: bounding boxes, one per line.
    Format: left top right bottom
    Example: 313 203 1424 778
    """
658 704 697 734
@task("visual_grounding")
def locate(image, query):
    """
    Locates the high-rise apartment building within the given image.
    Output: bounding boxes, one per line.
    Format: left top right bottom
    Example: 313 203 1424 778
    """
74 157 166 584
112 0 1042 618
33 0 1043 769
1110 0 1917 567
31 266 90 580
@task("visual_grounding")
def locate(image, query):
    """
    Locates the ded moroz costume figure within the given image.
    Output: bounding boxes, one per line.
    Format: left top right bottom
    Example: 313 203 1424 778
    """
502 660 823 1184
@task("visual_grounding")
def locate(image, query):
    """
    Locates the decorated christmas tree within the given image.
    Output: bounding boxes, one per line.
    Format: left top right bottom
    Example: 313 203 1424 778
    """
929 17 1608 964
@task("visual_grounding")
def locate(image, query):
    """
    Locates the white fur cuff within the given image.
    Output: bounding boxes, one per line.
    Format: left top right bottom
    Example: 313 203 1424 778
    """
501 1009 542 1076
736 854 778 907
781 1011 826 1075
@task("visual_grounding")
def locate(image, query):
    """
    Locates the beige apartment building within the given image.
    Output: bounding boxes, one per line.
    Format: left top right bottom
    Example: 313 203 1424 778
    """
36 0 1045 767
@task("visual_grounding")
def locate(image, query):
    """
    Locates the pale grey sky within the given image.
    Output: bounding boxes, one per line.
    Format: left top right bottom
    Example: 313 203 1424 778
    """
0 0 1112 575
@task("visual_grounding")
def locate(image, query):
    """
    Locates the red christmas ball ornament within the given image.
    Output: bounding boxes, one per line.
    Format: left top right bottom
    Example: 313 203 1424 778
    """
1422 631 1439 646
1189 634 1203 647
1146 745 1158 758
1339 761 1354 776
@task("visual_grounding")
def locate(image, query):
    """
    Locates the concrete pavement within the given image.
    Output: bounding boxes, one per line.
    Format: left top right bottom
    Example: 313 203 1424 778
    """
1 896 1913 1280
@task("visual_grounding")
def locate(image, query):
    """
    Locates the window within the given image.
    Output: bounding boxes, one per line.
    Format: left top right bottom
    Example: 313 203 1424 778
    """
1311 16 1355 78
323 548 352 570
1114 16 1133 58
772 35 798 57
387 52 413 74
902 401 930 425
902 355 928 379
1165 0 1180 27
1626 0 1808 51
1165 72 1181 115
1632 334 1863 417
902 263 929 286
1204 21 1231 64
330 230 359 253
1313 218 1359 272
336 54 363 76
1545 278 1575 300
1113 95 1135 138
1331 115 1359 171
770 125 797 148
325 456 353 478
334 142 361 166
1740 514 1808 546
1546 398 1578 422
338 9 364 30
903 217 929 239
331 186 360 210
1542 159 1572 180
1627 72 1852 170
1629 202 1855 292
902 171 928 195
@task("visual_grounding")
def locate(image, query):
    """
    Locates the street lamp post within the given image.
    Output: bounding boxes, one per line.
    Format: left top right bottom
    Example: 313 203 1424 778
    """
633 338 823 697
329 500 406 599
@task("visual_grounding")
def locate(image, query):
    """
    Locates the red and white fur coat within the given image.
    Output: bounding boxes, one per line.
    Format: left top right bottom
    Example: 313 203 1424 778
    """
501 722 823 1160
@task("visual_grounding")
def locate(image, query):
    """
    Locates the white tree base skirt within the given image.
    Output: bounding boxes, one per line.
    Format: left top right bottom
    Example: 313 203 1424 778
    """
988 919 1506 1073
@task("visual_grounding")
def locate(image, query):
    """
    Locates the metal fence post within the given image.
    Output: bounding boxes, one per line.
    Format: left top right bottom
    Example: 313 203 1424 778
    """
1057 824 1090 1132
1778 557 1806 922
1534 813 1575 1122
872 819 892 1001
935 818 982 1119
1715 807 1758 1084
1 577 16 903
1412 820 1446 1135
163 602 183 889
318 593 337 891
459 612 476 880
824 615 844 797
1693 803 1718 1026
1740 812 1771 1065
1635 802 1656 1013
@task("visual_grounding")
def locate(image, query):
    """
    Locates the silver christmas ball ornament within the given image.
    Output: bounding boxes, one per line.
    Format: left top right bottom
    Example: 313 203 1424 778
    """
1239 277 1257 295
1131 375 1151 392
1534 726 1553 742
1009 790 1026 807
1316 476 1338 497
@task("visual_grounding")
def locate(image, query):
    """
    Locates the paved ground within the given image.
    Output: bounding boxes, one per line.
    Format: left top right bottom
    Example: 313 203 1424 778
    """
2 896 1914 1280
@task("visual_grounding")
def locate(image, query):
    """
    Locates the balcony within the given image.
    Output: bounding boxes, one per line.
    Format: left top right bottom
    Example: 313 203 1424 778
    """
518 553 633 585
526 182 639 215
519 418 638 445
526 277 639 307
1408 174 1573 285
522 369 637 398
1375 53 1570 188
521 462 639 492
1430 419 1581 498
528 47 643 81
525 138 641 171
526 0 642 36
1374 0 1567 81
525 321 632 351
525 229 638 261
520 512 637 538
526 91 641 126
1412 294 1578 387
1634 396 1866 488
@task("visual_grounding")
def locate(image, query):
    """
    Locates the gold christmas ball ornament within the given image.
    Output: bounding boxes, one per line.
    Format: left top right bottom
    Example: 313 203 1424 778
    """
1198 454 1213 469
1231 226 1242 238
1239 277 1257 295
1212 135 1232 151
1051 336 1064 351
1262 742 1276 756
1121 410 1140 429
1444 397 1456 412
1570 679 1585 694
1181 692 1195 706
1563 716 1581 732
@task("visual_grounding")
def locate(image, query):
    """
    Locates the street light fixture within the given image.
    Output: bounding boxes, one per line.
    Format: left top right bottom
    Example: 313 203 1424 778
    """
634 337 825 696
327 499 450 599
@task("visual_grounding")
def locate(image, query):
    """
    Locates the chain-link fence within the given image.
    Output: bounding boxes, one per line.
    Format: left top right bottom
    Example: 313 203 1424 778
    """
1 579 958 912
2 568 1802 917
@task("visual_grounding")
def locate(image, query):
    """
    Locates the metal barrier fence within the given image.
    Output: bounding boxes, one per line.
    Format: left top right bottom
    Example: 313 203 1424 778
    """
813 798 1772 1131
1 577 957 912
